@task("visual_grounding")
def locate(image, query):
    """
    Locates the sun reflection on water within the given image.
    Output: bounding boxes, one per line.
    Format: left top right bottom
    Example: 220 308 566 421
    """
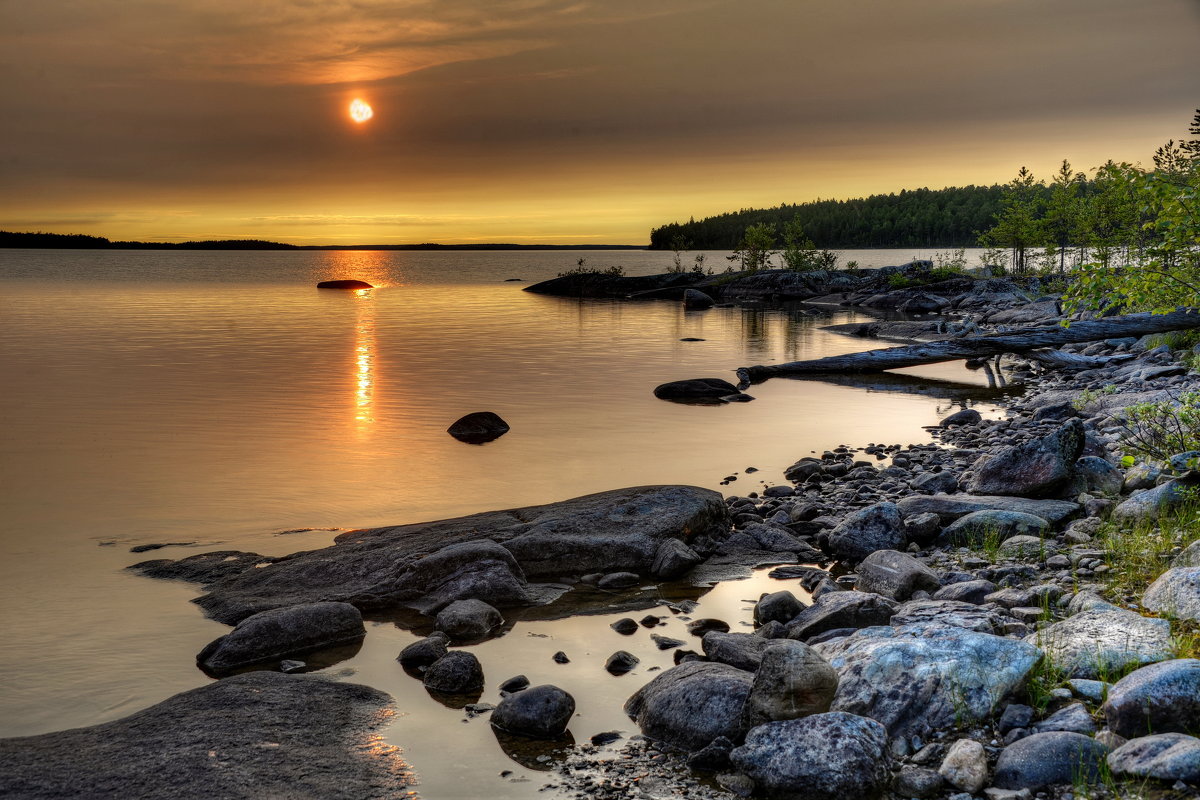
354 289 376 433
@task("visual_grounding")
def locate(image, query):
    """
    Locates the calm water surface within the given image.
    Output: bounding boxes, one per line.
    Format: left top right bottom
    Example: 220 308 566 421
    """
0 248 999 798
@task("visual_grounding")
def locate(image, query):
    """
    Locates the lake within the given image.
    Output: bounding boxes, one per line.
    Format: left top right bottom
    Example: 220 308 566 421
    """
0 247 1000 798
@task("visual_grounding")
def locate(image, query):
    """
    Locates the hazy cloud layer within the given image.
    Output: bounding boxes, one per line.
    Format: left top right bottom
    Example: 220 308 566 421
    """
1 0 1197 242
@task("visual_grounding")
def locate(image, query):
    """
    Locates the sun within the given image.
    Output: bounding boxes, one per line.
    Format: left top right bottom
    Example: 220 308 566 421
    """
349 98 373 124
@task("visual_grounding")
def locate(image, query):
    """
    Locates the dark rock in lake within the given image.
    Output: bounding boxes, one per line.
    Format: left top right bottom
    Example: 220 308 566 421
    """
446 411 510 444
824 502 906 563
1107 733 1200 783
605 650 640 675
597 571 641 590
396 632 449 670
966 418 1086 498
423 650 485 693
129 541 195 553
435 598 503 641
610 618 639 635
753 590 806 627
939 408 981 427
730 712 891 800
651 634 685 650
138 485 727 625
523 271 696 299
652 378 753 404
683 288 715 309
317 279 373 289
197 601 365 676
1102 658 1200 739
0 672 411 800
552 650 570 663
624 661 754 750
499 674 530 693
591 731 623 746
854 549 940 601
490 684 575 739
992 732 1109 790
687 618 730 636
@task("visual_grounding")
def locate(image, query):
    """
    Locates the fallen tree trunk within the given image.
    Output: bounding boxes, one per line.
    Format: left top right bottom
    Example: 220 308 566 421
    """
736 309 1200 385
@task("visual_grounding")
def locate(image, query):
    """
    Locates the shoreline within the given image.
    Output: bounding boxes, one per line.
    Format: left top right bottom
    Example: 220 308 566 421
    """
5 270 1200 799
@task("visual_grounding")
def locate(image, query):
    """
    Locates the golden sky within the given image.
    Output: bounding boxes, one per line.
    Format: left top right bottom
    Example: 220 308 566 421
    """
2 0 1198 244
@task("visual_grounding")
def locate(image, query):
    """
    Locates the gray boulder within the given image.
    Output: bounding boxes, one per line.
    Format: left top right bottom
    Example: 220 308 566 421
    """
786 592 898 641
422 651 485 694
941 408 982 427
1073 456 1124 495
0 672 412 800
966 419 1085 497
992 732 1109 790
623 661 754 750
1113 477 1200 525
910 471 959 494
702 631 775 671
813 623 1042 740
1031 702 1098 735
855 550 940 601
730 713 891 800
435 599 503 641
902 512 943 546
1025 609 1173 679
896 494 1079 525
890 599 1006 633
825 502 905 563
197 602 365 675
1176 540 1200 567
1102 659 1200 738
1142 567 1200 621
1107 733 1200 783
402 540 536 614
938 510 1050 547
997 535 1053 561
651 538 702 579
933 579 997 606
754 591 806 627
741 640 839 729
1125 462 1164 491
149 486 728 624
490 684 575 739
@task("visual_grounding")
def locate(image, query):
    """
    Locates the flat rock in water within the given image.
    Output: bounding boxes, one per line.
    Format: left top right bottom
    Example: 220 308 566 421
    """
132 485 727 624
316 279 373 289
197 601 366 675
652 378 753 404
813 623 1042 741
896 494 1079 525
0 672 412 799
446 411 510 444
1024 609 1173 679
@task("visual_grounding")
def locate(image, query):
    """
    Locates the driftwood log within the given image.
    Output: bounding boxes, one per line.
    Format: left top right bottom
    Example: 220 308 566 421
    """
736 309 1200 386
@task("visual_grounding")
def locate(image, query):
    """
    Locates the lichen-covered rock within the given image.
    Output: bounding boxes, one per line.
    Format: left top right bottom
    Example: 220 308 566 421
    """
992 732 1109 790
1102 659 1200 739
855 550 940 601
1024 609 1173 679
624 661 753 750
824 502 905 563
1073 456 1124 495
730 713 891 800
966 419 1085 497
1142 567 1200 622
813 623 1042 740
197 602 365 675
741 641 839 729
1107 733 1200 783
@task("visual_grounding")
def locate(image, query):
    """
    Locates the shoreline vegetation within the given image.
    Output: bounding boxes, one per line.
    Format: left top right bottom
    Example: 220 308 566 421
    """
3 110 1200 800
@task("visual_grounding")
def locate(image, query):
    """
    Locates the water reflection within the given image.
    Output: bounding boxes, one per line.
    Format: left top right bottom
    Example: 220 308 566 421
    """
354 290 376 433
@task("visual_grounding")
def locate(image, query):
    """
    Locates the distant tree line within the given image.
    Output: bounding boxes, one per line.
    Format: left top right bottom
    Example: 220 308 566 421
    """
649 185 1014 250
0 231 644 251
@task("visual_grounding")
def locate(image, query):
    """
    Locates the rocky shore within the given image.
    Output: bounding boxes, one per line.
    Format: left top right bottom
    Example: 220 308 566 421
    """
5 264 1200 800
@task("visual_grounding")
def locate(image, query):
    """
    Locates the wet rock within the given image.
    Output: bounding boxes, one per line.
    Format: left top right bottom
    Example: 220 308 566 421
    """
855 549 940 601
938 510 1050 547
0 672 411 800
730 712 891 800
499 674 530 693
447 411 510 444
785 591 898 641
1102 659 1200 739
992 732 1109 790
651 538 702 579
651 634 685 650
813 623 1042 740
966 419 1085 498
754 591 806 626
941 408 982 428
653 378 752 404
1107 733 1200 783
597 572 641 590
687 618 731 636
825 502 906 563
1026 609 1173 679
683 289 715 310
317 279 373 289
197 602 366 675
423 651 485 694
610 618 639 635
939 738 988 793
435 599 503 641
741 640 839 728
491 684 575 739
896 494 1079 525
605 651 640 675
552 650 570 663
1142 567 1200 622
397 633 449 670
624 661 754 750
702 631 774 671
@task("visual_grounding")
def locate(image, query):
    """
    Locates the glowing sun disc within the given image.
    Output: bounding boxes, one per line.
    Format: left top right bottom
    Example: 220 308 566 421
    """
349 98 373 124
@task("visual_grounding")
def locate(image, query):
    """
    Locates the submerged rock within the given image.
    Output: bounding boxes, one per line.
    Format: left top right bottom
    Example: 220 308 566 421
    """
197 601 365 676
730 712 891 800
446 411 510 444
0 672 411 800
